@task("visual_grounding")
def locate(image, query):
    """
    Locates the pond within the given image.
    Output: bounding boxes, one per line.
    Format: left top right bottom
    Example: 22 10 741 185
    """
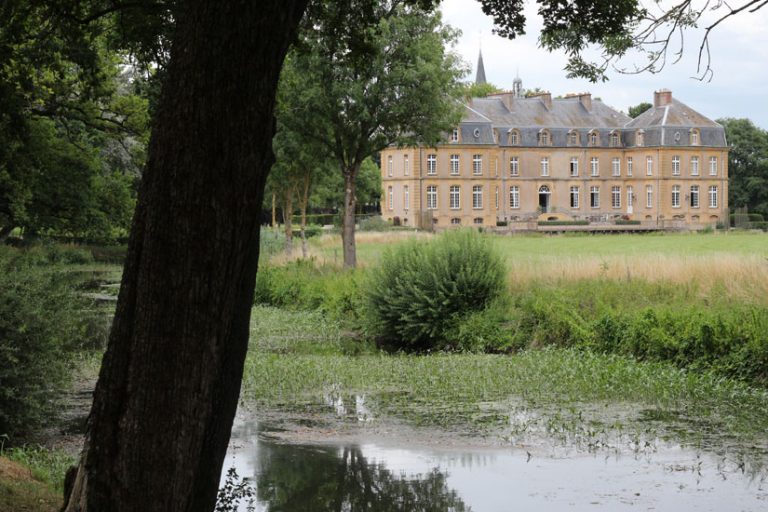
222 412 768 511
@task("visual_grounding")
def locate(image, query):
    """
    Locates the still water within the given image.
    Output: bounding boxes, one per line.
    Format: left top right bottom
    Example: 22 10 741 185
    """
222 418 767 511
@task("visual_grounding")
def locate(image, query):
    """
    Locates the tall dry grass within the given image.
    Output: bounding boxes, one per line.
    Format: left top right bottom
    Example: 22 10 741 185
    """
268 231 434 267
508 253 768 303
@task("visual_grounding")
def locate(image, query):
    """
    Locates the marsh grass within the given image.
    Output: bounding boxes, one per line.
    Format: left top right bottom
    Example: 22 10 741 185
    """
243 306 768 465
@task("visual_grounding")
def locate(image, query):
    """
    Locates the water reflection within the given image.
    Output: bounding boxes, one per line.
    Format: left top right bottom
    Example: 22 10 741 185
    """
224 420 768 512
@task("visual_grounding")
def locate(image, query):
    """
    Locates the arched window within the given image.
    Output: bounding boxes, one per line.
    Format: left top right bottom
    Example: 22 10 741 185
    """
538 129 551 146
690 128 700 145
609 130 620 147
636 129 645 147
568 130 579 146
508 129 520 145
588 130 599 146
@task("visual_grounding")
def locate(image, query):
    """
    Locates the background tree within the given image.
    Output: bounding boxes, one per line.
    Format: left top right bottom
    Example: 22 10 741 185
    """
463 81 503 98
628 102 653 118
719 118 768 217
280 2 465 267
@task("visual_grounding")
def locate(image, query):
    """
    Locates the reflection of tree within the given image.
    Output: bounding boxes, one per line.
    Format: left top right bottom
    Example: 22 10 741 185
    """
255 442 470 511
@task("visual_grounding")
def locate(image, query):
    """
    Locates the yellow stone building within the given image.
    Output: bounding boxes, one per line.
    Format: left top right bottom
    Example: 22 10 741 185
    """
380 87 729 231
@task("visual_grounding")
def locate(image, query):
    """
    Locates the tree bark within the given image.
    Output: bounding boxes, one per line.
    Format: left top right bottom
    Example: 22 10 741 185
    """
62 1 308 511
341 164 360 268
282 193 293 257
271 191 277 228
299 172 311 258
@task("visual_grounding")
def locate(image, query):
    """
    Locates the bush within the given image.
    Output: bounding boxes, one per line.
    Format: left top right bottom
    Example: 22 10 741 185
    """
537 220 589 226
365 230 506 351
0 254 95 439
358 215 391 232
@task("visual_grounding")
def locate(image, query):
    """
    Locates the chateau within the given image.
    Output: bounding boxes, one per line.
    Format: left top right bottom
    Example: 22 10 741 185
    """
380 58 729 231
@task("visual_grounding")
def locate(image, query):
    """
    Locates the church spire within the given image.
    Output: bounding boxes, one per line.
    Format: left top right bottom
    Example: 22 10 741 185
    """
475 48 487 85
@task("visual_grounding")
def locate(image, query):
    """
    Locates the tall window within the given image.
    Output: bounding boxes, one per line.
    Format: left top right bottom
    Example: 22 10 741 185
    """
509 186 520 209
540 157 549 176
611 186 621 208
450 128 459 143
495 186 499 209
570 157 579 177
404 185 409 210
646 185 653 208
627 186 634 208
472 154 482 175
590 157 599 176
509 130 519 145
426 185 437 209
509 156 519 177
387 186 393 210
709 185 718 208
387 156 393 177
627 157 633 177
672 185 681 208
690 185 699 208
646 156 653 176
472 185 483 209
427 154 436 175
569 131 578 146
672 156 680 176
610 132 619 147
590 186 600 208
449 185 460 209
709 156 718 176
612 157 620 177
450 154 460 175
403 154 409 176
589 131 598 146
570 186 579 208
691 156 699 176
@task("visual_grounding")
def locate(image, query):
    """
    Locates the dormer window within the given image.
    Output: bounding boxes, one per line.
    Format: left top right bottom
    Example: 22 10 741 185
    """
450 128 459 143
508 129 520 145
538 129 551 146
636 129 645 147
493 129 499 144
610 131 620 147
568 130 579 146
690 129 700 145
588 130 599 146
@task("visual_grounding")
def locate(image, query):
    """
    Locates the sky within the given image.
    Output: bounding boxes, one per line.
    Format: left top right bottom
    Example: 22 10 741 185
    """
439 0 768 127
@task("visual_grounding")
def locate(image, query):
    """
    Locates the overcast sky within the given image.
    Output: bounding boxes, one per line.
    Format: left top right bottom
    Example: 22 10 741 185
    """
440 0 768 127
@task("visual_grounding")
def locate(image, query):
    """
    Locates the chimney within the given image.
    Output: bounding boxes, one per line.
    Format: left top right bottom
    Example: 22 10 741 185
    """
578 93 592 112
488 91 514 111
531 91 552 110
654 89 672 107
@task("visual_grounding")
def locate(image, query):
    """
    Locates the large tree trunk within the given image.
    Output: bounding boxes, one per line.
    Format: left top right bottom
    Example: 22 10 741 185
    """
63 1 308 511
341 164 360 268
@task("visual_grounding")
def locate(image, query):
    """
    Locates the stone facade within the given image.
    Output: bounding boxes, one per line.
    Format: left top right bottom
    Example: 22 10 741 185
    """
380 89 729 230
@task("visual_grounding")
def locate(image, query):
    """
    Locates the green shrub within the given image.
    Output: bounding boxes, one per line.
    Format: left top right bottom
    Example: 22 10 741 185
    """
537 220 589 226
0 255 95 439
359 215 391 232
291 224 323 238
365 230 506 351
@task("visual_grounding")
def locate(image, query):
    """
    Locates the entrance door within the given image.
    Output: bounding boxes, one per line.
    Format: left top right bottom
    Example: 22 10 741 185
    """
538 185 551 213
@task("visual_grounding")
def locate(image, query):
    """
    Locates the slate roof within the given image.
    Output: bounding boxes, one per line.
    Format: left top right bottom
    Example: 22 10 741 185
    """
454 93 727 148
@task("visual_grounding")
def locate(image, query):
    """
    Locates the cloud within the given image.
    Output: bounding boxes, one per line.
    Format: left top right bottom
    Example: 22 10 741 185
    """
440 0 768 126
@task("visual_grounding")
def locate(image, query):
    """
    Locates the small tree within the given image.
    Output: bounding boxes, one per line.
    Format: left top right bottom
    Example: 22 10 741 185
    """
280 2 465 267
